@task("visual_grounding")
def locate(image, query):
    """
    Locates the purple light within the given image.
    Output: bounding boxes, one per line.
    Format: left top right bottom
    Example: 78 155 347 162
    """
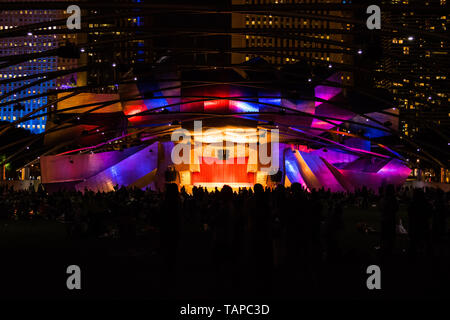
60 84 75 89
314 73 342 107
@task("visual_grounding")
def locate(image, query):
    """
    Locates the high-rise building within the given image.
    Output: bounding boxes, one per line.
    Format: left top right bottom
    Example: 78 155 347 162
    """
78 0 149 89
375 0 449 181
231 0 352 67
377 0 449 139
0 2 78 133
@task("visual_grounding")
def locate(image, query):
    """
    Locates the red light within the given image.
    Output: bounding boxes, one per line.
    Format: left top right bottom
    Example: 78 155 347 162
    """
125 105 147 122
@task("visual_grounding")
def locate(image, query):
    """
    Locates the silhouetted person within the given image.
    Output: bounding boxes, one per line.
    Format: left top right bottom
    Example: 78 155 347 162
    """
325 198 344 262
272 184 286 268
210 185 239 294
408 189 431 258
432 189 448 243
379 184 398 257
285 183 308 276
160 183 181 271
211 185 236 266
361 186 369 209
310 191 324 266
247 183 273 295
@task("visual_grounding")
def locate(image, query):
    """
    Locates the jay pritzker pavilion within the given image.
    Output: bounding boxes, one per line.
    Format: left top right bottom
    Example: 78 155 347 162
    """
40 59 410 193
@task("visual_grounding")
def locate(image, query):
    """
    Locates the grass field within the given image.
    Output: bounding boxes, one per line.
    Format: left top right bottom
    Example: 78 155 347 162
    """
0 204 407 250
0 204 448 300
0 203 438 256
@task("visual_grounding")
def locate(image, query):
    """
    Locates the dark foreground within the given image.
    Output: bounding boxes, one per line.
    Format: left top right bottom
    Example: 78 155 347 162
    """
0 184 449 301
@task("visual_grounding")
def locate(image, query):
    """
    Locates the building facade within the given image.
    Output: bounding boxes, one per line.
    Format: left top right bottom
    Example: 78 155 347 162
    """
376 0 449 181
231 0 352 65
0 2 78 133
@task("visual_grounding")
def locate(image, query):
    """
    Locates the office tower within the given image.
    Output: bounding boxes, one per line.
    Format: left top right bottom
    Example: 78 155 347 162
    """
376 0 449 181
231 0 352 67
79 0 149 89
0 2 78 133
378 0 449 138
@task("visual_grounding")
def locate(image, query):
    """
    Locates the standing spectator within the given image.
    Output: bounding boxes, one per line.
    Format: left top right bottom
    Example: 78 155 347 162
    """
379 184 399 257
408 188 431 258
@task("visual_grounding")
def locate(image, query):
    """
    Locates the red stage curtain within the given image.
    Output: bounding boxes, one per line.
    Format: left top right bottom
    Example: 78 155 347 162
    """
191 157 255 184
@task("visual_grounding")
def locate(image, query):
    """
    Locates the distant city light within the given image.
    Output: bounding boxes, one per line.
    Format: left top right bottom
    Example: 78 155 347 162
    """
408 36 414 41
357 49 363 54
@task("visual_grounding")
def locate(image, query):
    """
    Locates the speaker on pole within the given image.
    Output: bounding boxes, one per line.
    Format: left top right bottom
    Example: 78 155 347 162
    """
165 166 178 182
269 169 282 183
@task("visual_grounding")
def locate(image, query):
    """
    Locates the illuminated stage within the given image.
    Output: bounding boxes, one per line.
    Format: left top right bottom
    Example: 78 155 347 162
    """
40 60 411 193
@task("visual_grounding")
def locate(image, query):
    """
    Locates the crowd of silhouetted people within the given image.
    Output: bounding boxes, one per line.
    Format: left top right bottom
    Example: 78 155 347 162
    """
0 183 448 296
1 183 448 267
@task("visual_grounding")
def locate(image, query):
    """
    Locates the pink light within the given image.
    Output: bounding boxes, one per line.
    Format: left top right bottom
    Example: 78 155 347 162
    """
311 119 343 130
314 73 342 107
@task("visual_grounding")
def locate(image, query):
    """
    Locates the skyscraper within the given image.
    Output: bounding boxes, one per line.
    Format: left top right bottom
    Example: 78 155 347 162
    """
376 0 449 181
78 0 149 89
378 0 449 139
0 2 78 134
231 0 352 67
